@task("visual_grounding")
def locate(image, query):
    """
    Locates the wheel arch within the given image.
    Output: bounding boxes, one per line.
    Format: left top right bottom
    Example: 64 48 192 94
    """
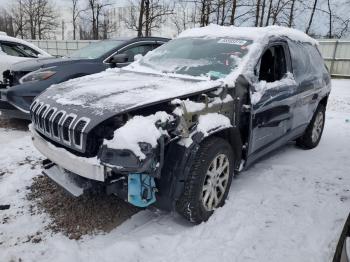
319 94 329 108
155 126 243 211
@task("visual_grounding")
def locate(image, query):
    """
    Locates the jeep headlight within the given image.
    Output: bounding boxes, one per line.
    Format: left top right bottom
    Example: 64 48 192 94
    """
19 68 56 84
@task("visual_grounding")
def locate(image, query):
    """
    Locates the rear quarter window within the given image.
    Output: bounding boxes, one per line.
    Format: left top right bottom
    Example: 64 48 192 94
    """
288 40 327 83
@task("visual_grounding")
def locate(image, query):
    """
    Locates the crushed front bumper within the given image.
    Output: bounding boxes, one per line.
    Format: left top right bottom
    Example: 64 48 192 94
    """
30 125 105 182
30 125 159 206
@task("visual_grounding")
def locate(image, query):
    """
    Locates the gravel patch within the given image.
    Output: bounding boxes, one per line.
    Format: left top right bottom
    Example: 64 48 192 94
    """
0 117 30 130
27 175 139 240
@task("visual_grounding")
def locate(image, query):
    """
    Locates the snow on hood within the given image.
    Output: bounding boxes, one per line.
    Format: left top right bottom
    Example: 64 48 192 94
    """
43 69 221 115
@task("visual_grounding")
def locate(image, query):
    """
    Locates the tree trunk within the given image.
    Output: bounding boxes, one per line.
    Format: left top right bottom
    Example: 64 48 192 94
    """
220 0 226 25
259 0 266 27
144 0 150 36
272 0 281 25
255 0 261 27
265 0 273 26
288 0 296 27
205 0 210 25
305 0 318 34
137 0 145 37
230 0 237 25
327 0 332 38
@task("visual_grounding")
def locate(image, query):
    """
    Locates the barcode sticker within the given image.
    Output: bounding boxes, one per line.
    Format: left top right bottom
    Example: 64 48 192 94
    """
217 39 247 45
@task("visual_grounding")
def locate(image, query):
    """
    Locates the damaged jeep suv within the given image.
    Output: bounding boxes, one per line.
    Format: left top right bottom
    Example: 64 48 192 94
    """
30 25 331 223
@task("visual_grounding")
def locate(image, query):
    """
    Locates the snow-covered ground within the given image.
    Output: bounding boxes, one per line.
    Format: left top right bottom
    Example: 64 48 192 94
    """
0 79 349 262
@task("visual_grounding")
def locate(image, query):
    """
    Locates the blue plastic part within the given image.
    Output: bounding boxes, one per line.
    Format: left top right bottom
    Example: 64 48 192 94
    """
128 173 156 207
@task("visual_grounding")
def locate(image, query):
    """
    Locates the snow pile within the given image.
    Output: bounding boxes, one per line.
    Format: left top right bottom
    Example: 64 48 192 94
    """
251 73 297 104
103 112 172 160
178 113 232 147
196 113 232 136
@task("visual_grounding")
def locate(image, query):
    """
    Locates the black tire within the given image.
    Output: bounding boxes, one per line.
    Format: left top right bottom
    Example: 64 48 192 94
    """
296 104 326 149
176 137 234 224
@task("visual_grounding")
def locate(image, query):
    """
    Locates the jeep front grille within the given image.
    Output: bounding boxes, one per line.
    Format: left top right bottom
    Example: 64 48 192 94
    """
30 100 90 153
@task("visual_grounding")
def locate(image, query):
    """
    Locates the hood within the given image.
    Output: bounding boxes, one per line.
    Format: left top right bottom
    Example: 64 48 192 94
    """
10 57 87 72
34 69 222 130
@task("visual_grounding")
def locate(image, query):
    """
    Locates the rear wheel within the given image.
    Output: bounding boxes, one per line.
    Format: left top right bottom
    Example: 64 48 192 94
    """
296 104 326 149
176 137 234 224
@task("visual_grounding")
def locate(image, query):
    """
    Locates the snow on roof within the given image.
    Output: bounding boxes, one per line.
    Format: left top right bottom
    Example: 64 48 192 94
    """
178 24 318 45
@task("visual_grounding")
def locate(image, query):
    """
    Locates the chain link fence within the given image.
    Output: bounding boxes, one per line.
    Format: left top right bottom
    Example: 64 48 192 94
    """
27 39 350 78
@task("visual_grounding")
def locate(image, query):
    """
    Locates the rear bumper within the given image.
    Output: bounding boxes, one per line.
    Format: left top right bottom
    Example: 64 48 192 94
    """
30 125 106 182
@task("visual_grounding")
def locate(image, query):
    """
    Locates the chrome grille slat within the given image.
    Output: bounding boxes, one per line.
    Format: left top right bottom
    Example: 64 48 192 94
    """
35 103 45 128
62 114 77 145
72 117 90 150
30 102 90 153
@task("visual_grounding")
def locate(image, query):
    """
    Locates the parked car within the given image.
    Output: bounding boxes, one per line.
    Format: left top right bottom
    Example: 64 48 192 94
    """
29 25 331 223
0 32 51 87
0 36 169 119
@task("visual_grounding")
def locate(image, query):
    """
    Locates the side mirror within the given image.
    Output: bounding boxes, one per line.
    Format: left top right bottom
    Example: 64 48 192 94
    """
110 53 129 64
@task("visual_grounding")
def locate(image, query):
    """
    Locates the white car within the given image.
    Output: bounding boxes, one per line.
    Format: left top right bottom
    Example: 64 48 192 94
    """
0 32 51 86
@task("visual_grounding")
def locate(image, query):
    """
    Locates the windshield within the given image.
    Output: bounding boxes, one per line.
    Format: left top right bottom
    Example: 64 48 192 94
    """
69 40 125 59
138 37 252 79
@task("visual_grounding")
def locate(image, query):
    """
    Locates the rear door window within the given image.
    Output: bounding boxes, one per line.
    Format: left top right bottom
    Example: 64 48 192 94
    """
288 41 326 83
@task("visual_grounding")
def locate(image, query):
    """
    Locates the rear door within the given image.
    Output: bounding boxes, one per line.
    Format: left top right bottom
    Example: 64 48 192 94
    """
288 40 330 129
248 41 298 155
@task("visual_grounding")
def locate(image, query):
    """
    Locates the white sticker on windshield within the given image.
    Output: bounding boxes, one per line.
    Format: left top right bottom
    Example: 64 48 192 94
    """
217 39 247 45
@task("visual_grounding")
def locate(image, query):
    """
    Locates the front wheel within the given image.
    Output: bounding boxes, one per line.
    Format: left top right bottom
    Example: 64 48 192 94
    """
176 137 234 224
296 104 326 149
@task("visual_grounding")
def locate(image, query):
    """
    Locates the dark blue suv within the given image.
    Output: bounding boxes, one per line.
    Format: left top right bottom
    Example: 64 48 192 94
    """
0 36 169 119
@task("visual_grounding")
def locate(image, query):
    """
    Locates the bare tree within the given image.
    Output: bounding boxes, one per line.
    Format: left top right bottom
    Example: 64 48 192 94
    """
288 0 297 27
0 8 15 36
124 0 174 36
83 0 112 40
10 0 58 39
255 0 261 26
171 1 196 34
326 0 332 38
265 0 273 25
259 0 266 26
305 0 318 34
71 0 82 40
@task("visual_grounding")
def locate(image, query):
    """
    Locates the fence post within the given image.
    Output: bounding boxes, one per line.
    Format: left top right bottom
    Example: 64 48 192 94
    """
330 40 339 76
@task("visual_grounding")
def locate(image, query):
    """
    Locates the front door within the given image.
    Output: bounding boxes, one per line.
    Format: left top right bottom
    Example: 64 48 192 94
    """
248 41 298 156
